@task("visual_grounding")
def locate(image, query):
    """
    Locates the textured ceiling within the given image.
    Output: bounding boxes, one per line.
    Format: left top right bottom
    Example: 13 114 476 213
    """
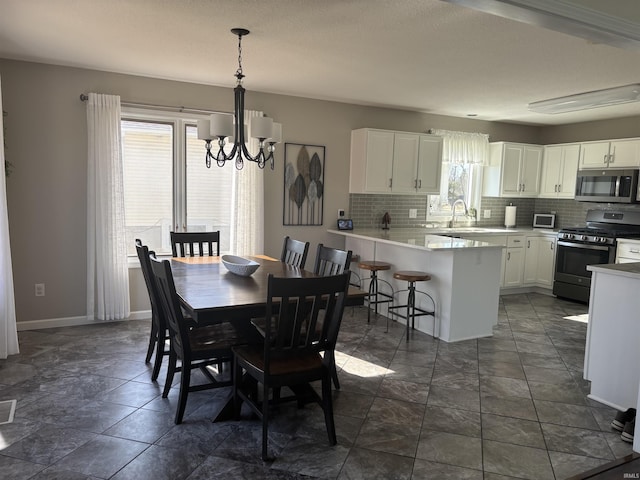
1 0 640 126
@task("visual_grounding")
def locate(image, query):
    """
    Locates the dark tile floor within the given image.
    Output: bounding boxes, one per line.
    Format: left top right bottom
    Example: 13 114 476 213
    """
0 293 633 479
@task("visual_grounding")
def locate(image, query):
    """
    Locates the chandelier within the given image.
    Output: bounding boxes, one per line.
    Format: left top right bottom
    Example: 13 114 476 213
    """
197 28 282 170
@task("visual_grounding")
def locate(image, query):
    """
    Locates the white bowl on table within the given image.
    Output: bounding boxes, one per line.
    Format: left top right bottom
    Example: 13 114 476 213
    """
221 255 260 277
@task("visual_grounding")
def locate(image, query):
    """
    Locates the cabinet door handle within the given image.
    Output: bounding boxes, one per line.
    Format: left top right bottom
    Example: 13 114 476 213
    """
630 249 640 254
554 184 558 192
527 240 530 248
507 252 511 261
418 179 422 188
389 178 392 188
414 179 417 188
557 183 561 192
513 239 521 243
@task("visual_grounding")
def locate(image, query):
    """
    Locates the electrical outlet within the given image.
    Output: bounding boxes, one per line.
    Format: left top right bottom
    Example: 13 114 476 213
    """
483 209 491 219
338 209 345 217
409 209 417 218
35 283 45 297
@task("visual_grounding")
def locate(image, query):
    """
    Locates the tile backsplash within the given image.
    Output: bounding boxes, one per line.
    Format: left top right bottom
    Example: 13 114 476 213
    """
349 193 640 230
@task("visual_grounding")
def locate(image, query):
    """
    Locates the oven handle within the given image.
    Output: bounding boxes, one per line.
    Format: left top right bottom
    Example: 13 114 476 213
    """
557 241 611 252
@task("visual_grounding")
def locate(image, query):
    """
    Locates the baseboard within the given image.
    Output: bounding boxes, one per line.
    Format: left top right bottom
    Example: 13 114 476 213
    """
16 310 151 331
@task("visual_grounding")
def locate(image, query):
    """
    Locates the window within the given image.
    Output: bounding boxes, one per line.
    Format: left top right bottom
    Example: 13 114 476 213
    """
426 130 488 223
427 162 481 222
121 109 233 256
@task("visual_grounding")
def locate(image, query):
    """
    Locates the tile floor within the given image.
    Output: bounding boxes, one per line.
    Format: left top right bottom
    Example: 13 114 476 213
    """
0 293 634 479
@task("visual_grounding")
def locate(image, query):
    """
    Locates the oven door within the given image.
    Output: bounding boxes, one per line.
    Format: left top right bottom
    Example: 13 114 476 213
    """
554 241 615 288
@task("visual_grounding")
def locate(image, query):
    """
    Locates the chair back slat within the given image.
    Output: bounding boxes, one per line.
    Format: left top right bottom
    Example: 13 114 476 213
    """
171 231 220 257
264 273 349 364
149 254 191 357
313 244 352 277
280 236 310 268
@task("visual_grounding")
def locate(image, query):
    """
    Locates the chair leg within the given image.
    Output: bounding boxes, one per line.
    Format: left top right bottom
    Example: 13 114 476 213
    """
163 350 177 398
261 381 271 461
175 363 191 424
329 351 340 390
322 370 337 445
145 319 157 364
151 333 165 382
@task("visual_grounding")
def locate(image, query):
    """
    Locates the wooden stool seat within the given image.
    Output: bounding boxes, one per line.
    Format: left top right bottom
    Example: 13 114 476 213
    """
358 261 391 272
393 271 431 283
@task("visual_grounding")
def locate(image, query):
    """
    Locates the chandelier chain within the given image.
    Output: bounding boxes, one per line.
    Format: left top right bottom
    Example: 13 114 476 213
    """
235 34 244 82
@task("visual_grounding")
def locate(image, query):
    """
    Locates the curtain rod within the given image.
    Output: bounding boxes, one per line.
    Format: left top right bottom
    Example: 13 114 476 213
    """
79 93 224 115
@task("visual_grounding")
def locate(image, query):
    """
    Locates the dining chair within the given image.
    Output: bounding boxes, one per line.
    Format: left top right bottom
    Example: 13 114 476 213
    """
280 236 310 268
313 244 352 389
135 239 169 381
232 272 350 461
149 253 241 424
170 231 220 257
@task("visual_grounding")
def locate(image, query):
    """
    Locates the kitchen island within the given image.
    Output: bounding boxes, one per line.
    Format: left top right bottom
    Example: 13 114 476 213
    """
328 228 504 342
583 262 640 453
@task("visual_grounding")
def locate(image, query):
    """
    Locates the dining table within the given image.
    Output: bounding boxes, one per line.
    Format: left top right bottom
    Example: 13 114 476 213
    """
169 254 366 421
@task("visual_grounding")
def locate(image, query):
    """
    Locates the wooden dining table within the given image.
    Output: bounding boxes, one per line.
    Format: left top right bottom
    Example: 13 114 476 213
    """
169 254 366 421
170 254 366 325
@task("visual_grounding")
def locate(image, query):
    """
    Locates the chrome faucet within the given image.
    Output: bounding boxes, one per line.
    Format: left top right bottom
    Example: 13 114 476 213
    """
448 198 468 228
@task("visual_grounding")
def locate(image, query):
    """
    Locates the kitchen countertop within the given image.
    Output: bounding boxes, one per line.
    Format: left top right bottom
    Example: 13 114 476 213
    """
587 262 640 279
328 226 557 252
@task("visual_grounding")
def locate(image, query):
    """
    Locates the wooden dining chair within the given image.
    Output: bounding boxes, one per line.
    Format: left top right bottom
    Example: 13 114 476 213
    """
280 236 309 268
149 254 241 424
313 244 352 389
170 231 220 257
232 272 350 461
135 239 169 381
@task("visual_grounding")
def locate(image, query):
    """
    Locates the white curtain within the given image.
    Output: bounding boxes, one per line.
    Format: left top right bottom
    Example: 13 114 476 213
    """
230 110 265 255
86 93 130 321
431 129 489 165
0 76 19 358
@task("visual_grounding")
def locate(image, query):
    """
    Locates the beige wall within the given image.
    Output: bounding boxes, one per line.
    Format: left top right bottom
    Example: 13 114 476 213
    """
539 115 640 144
0 58 598 324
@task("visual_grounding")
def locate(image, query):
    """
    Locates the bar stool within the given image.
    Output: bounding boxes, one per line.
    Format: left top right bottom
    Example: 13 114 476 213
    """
349 254 362 288
388 270 436 342
358 260 394 323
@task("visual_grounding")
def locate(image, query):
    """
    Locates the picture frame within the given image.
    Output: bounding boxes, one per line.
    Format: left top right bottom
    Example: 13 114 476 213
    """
283 143 325 226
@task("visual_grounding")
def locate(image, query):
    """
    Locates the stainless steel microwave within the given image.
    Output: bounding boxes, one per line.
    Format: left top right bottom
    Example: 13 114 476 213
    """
575 169 640 203
533 213 556 229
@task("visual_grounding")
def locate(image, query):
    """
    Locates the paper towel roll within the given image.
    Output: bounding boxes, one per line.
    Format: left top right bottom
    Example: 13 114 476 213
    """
505 205 517 228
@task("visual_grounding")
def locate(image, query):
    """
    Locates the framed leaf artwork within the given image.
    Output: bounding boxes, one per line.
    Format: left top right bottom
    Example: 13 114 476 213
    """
283 143 325 226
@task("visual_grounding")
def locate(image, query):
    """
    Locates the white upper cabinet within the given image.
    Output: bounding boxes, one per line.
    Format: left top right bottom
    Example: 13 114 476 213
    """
580 139 640 169
349 128 442 194
539 144 580 198
483 142 542 198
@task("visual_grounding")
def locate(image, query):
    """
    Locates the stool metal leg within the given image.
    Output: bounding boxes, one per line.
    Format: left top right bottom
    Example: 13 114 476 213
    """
367 272 377 323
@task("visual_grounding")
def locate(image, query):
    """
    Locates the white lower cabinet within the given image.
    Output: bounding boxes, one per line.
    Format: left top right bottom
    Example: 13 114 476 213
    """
504 235 525 287
464 232 555 290
616 239 640 263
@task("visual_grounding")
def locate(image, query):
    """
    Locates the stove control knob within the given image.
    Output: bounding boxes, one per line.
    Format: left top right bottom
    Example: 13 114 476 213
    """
564 233 574 240
598 237 607 243
581 235 588 241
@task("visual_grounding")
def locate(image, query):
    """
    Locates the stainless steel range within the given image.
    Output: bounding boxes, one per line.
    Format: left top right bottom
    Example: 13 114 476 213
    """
553 209 640 303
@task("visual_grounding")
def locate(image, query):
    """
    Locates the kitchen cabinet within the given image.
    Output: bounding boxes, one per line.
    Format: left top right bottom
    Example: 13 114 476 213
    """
580 139 640 169
616 239 640 263
483 142 543 198
524 234 556 286
349 128 442 194
504 235 525 287
539 144 580 198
